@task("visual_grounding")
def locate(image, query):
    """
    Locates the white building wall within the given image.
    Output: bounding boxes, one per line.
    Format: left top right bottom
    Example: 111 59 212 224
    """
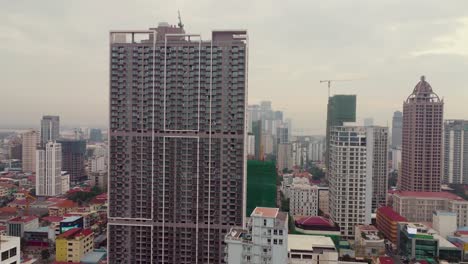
36 142 62 196
289 184 319 217
91 156 106 173
0 236 20 264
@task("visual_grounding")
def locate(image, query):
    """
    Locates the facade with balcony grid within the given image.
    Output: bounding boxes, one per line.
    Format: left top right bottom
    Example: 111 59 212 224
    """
400 76 444 192
107 23 247 264
328 125 388 239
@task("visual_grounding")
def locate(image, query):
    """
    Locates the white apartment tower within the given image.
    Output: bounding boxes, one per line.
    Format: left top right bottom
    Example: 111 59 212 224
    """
329 125 388 238
289 184 321 217
224 207 288 264
443 120 468 184
36 141 63 196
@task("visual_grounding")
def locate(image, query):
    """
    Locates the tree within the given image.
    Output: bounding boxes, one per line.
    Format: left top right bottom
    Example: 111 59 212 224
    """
41 249 50 260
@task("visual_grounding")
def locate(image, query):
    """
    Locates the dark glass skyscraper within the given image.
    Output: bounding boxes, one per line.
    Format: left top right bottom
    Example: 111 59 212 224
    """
40 115 60 147
56 139 86 184
400 76 443 192
108 23 247 263
325 95 357 169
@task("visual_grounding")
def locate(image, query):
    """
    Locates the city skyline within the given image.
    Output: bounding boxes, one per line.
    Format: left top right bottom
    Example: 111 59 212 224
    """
2 0 468 132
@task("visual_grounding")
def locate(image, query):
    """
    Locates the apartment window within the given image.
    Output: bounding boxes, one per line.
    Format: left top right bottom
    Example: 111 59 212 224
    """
273 239 277 245
9 248 16 257
273 229 277 235
279 239 283 245
1 251 8 261
279 230 283 236
263 219 266 226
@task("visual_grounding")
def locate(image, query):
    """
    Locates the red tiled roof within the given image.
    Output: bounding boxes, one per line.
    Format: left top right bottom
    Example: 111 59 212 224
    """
42 216 64 223
55 200 78 208
252 207 278 218
58 227 93 239
379 256 394 264
0 207 18 214
9 215 38 223
377 207 407 222
394 191 465 201
296 216 335 227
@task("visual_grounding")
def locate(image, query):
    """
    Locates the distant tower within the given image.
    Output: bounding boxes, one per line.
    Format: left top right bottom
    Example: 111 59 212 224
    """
443 120 468 184
40 115 60 146
391 111 403 148
22 129 39 173
400 76 443 192
56 139 86 184
36 142 62 196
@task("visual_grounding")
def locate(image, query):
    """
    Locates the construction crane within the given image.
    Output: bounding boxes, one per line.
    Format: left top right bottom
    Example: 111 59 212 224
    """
177 10 184 29
320 79 360 98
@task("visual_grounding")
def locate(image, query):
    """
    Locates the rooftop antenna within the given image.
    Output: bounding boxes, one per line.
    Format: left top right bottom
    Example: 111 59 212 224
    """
178 10 184 29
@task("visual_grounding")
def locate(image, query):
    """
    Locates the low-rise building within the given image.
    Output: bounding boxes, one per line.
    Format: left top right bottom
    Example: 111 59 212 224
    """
56 228 94 262
59 216 84 233
0 235 20 264
6 215 39 237
24 226 55 248
376 206 407 243
294 216 341 245
289 184 319 216
354 225 385 258
48 200 78 217
288 234 338 263
398 222 461 263
224 207 288 264
393 191 468 227
433 211 457 238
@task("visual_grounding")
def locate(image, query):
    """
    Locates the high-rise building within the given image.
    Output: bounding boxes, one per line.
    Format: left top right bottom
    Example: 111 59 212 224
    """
325 95 357 170
56 139 86 184
277 126 289 145
369 127 389 211
391 111 403 148
22 129 39 173
36 141 62 196
89 128 103 142
443 120 468 184
277 143 292 172
400 76 443 192
40 115 60 146
329 125 387 238
108 24 247 263
252 120 263 160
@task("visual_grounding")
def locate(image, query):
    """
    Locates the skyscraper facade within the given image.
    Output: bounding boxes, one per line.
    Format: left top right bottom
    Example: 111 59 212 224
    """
22 129 39 173
400 76 443 192
368 126 389 211
40 115 60 146
89 128 103 142
329 125 387 238
252 120 263 160
325 95 357 170
56 139 86 184
391 111 403 148
443 120 468 184
108 24 247 263
36 141 62 196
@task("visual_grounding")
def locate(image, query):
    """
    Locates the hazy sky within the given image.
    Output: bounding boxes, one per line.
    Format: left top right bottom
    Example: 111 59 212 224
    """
1 0 468 134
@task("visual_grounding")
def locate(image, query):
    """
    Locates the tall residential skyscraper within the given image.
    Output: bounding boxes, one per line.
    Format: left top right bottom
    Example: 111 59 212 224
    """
22 129 39 172
400 76 443 192
443 120 468 184
329 125 387 238
89 128 103 142
325 95 357 170
391 111 403 148
36 141 62 196
56 139 86 184
40 115 60 146
108 24 247 263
